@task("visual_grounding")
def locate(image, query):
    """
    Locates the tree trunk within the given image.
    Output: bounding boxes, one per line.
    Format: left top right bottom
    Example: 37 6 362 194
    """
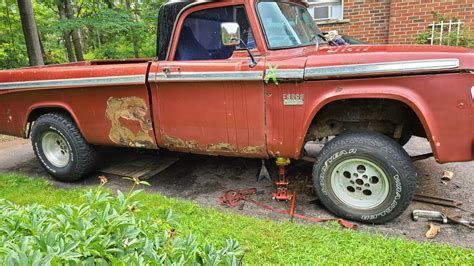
38 30 47 63
65 0 84 61
132 38 139 58
64 33 76 62
105 0 114 9
125 0 139 58
17 0 44 66
58 0 75 62
4 0 16 49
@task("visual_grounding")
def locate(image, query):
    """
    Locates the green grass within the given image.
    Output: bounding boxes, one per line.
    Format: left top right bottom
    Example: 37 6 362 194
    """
0 173 473 264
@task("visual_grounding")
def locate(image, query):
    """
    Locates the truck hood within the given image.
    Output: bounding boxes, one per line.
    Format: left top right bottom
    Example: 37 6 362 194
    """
303 44 474 79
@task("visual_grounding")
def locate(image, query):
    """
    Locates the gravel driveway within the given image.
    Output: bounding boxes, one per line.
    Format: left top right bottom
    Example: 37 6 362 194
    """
0 135 472 249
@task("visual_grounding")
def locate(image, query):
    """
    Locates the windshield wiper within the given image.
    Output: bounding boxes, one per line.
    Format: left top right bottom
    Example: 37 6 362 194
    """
310 34 326 42
310 34 328 51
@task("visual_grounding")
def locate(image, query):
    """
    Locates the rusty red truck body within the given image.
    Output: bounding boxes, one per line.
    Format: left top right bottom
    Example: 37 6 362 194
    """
0 0 473 223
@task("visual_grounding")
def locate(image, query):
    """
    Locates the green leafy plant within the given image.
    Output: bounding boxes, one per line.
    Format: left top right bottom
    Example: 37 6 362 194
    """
0 0 163 69
0 174 473 264
0 187 242 265
123 176 151 194
417 12 472 47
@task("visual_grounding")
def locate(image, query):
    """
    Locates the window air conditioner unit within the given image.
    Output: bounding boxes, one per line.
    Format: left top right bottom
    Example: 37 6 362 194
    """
314 6 331 20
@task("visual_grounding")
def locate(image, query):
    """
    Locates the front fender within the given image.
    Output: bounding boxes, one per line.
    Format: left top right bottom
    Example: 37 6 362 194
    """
300 84 435 155
293 73 473 163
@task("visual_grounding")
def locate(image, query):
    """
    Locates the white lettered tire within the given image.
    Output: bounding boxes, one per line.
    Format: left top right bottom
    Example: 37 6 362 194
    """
31 113 98 182
312 132 417 224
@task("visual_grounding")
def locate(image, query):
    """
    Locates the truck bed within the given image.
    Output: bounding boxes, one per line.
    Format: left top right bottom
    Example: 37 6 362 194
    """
0 61 156 150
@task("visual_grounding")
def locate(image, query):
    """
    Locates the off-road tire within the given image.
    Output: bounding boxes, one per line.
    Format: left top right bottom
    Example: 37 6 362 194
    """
312 132 417 224
31 113 98 182
398 131 412 147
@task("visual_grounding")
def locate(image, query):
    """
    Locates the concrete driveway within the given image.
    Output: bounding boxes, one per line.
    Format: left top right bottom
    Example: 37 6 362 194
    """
0 135 472 249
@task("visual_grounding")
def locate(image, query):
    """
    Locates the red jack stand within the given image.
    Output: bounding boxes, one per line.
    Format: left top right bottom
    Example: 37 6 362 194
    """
272 157 292 201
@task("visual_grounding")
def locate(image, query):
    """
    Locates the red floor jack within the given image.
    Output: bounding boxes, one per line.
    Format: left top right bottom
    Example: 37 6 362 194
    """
272 157 293 201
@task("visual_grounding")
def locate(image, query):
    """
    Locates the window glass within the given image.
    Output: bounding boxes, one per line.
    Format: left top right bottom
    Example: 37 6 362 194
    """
257 2 326 49
314 6 329 19
175 5 256 61
308 0 343 20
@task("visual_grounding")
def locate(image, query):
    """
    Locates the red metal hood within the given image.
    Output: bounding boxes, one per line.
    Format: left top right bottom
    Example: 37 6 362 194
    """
303 44 474 79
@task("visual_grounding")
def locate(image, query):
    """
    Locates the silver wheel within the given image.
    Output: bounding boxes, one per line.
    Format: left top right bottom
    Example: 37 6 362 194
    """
41 131 71 168
330 158 389 210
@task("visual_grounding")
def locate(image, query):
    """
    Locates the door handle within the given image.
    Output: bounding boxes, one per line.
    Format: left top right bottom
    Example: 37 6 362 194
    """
162 66 181 77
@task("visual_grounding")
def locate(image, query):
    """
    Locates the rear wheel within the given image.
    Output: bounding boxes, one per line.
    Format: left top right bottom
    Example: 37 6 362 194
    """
312 132 417 224
32 113 98 182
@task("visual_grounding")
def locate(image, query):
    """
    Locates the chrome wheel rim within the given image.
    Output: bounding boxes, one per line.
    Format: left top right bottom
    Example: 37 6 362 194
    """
330 158 389 210
41 132 70 168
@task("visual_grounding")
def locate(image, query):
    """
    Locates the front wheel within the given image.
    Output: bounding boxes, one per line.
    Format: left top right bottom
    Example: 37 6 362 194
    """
312 132 417 224
32 113 98 182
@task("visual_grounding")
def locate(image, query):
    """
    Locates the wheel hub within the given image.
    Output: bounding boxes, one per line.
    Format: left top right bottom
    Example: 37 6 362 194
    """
41 132 70 168
330 158 389 210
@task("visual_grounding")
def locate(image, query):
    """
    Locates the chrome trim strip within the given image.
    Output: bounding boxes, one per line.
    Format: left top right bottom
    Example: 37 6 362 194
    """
304 59 460 79
0 75 146 90
471 86 474 104
150 71 263 82
266 69 304 80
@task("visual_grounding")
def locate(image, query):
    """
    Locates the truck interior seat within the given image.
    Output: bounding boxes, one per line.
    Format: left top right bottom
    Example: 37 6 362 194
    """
175 26 212 60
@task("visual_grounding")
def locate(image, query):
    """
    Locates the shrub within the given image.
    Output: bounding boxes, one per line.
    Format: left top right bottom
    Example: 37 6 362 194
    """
0 189 242 265
417 29 472 48
417 12 472 48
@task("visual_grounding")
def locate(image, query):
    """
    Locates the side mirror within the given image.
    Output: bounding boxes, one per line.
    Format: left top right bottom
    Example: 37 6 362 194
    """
221 22 241 46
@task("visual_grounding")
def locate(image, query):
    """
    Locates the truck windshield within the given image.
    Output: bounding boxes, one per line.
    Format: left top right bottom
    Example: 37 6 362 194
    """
257 2 326 49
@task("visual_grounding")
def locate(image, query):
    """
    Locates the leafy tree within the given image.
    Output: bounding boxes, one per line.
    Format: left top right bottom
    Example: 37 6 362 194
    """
0 0 166 69
1 0 29 68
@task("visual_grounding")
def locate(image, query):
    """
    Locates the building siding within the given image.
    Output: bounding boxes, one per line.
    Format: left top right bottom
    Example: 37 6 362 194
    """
316 0 474 46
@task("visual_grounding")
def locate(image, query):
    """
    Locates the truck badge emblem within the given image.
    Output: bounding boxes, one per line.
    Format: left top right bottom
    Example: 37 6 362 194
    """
283 94 304 106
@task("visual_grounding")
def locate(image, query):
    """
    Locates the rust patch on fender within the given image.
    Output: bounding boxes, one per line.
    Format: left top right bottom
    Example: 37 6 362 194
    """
162 135 244 155
106 97 155 148
162 135 199 150
207 143 237 153
241 146 264 154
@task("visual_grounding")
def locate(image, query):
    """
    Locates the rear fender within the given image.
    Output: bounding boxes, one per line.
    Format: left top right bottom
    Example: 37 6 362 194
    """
26 102 86 139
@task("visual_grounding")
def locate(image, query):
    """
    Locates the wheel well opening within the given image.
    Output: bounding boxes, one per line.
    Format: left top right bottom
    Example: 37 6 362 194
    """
26 107 73 137
304 99 427 154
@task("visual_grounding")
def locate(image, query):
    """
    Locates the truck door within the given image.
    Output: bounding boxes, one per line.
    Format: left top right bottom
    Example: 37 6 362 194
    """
149 4 267 157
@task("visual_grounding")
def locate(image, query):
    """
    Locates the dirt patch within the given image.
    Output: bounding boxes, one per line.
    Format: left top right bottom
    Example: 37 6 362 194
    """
0 136 472 249
0 134 17 143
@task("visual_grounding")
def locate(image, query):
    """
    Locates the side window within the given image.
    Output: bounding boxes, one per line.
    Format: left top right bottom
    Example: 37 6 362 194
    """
175 5 256 61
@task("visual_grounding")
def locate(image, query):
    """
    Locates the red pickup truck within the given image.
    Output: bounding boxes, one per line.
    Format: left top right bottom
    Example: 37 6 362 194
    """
0 0 473 223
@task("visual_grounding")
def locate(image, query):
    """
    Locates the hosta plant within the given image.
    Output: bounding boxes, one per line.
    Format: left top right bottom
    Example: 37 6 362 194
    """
0 189 242 265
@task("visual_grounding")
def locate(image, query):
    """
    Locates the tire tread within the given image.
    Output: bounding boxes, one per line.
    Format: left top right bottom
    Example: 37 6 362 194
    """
312 132 417 224
32 112 97 181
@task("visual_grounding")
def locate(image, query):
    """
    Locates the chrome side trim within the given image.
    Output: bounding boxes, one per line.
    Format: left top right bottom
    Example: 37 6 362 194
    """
0 75 146 90
266 69 304 80
471 86 474 104
304 59 460 79
150 71 263 82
